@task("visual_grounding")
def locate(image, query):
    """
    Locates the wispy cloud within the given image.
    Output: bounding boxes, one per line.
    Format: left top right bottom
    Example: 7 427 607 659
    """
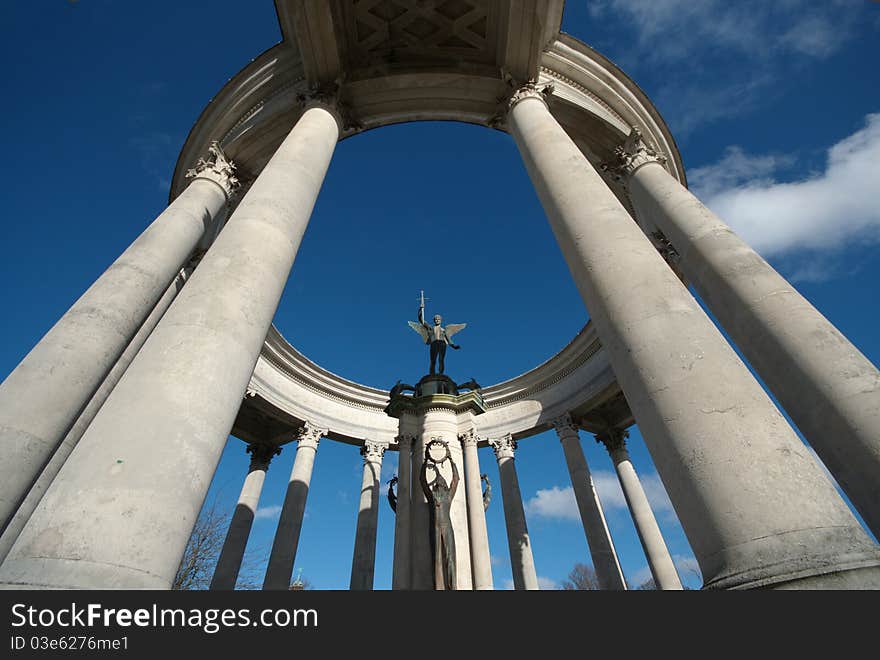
526 470 676 522
525 486 579 520
254 504 282 521
689 113 880 265
586 0 867 134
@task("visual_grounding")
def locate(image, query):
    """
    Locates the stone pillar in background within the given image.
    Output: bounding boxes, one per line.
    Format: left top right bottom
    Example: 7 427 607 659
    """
210 443 279 590
491 434 538 590
0 144 236 533
506 82 880 589
617 130 880 539
597 428 682 590
391 434 414 590
263 422 325 590
552 414 626 590
350 440 387 590
0 98 343 590
461 429 493 590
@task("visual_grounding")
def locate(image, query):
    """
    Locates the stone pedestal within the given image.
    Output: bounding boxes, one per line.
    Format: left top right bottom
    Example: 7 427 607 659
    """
385 374 486 590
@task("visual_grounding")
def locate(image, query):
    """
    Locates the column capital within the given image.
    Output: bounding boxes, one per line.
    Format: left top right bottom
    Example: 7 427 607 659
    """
361 439 387 463
395 434 415 450
490 433 517 461
185 141 240 200
459 428 479 448
246 442 281 471
489 79 555 128
295 82 359 134
603 127 667 179
550 413 579 437
595 427 630 456
295 420 326 450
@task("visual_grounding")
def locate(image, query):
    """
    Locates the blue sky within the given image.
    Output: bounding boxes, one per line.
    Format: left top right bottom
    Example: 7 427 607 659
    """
1 1 878 589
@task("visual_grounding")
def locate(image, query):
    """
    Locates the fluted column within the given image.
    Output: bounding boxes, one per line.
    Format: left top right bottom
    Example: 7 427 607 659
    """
210 443 279 590
391 434 413 590
491 434 538 590
506 82 880 589
0 98 342 589
0 144 235 532
597 429 682 590
552 414 626 590
350 440 387 590
0 265 193 564
461 429 493 590
263 422 325 590
615 130 880 538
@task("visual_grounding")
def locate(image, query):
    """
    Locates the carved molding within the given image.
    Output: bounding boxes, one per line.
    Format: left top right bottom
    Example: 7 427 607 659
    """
395 433 416 451
246 443 281 471
185 141 240 199
361 439 388 462
295 81 361 134
490 433 517 461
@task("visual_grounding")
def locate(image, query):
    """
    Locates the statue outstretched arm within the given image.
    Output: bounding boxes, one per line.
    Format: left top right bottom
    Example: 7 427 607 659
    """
419 459 432 500
387 476 398 513
448 459 460 500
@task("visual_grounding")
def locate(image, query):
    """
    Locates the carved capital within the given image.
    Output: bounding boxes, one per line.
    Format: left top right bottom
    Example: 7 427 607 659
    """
507 80 555 112
185 141 240 200
361 439 387 463
550 413 579 438
395 434 415 453
246 443 281 471
295 81 360 134
488 79 555 129
603 127 667 178
490 433 517 461
296 420 326 450
459 428 478 449
596 427 629 456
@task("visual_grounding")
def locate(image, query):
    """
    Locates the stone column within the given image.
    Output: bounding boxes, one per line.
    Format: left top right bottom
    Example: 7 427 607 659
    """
0 265 192 563
0 144 235 532
506 82 880 589
0 99 342 589
491 434 538 590
350 440 387 590
210 443 279 590
263 422 325 590
551 414 626 590
391 434 413 590
597 429 682 590
460 429 493 590
615 131 880 538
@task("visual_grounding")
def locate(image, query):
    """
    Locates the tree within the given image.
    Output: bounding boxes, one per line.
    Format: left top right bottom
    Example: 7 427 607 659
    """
560 563 600 590
172 499 263 590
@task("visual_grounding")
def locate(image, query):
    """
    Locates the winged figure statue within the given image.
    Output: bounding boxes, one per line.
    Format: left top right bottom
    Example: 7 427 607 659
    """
407 291 467 375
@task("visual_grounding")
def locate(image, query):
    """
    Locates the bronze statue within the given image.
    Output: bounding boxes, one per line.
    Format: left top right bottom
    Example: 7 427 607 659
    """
408 291 466 375
419 440 459 590
387 476 398 513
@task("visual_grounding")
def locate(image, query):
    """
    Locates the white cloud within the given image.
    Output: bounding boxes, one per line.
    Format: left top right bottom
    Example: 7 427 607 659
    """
589 0 852 63
690 114 880 257
537 576 558 590
525 486 579 520
254 504 282 521
592 470 626 509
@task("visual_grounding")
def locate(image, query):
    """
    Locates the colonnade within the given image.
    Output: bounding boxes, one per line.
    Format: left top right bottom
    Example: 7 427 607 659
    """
0 80 879 589
198 413 681 590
